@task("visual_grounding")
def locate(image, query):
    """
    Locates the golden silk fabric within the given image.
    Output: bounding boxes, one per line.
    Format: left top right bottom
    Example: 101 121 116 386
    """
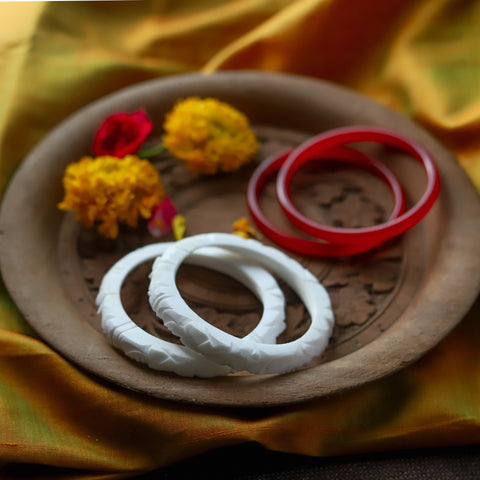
0 1 479 478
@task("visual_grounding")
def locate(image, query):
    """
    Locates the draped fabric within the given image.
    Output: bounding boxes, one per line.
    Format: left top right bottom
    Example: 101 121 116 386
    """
1 1 479 478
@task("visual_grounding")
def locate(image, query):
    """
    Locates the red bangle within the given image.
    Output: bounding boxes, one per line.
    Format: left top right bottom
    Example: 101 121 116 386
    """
276 126 440 246
246 146 407 257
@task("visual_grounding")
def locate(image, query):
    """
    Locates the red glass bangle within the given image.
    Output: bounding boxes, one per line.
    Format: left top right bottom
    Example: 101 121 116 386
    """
246 146 407 257
276 126 440 246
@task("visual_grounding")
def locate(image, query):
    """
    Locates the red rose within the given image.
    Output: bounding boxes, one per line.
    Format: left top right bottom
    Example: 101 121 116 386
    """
93 109 153 157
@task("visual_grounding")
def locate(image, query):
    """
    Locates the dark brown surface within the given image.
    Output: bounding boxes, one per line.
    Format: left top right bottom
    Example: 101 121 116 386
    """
136 443 480 480
1 71 479 407
3 444 480 479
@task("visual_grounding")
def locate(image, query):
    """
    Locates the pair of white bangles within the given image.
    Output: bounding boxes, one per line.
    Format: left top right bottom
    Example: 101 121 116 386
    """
97 233 334 377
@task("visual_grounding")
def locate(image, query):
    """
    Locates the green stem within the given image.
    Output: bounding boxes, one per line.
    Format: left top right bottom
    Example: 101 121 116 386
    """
138 144 167 158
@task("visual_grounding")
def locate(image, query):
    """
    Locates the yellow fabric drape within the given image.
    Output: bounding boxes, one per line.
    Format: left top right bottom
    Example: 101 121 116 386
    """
1 1 479 478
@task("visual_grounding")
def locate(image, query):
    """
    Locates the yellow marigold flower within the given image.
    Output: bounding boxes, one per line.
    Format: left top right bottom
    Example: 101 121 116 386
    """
162 97 258 175
232 217 260 239
58 155 164 239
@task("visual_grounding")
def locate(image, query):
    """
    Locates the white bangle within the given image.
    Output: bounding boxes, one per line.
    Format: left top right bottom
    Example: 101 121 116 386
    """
149 233 334 374
97 242 286 377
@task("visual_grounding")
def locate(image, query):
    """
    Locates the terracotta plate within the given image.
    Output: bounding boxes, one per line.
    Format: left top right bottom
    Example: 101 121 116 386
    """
1 72 479 407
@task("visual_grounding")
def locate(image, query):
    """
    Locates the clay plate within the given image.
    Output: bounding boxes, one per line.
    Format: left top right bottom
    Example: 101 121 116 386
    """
1 72 479 407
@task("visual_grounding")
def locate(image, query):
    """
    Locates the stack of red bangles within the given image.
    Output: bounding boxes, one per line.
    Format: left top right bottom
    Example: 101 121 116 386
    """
246 126 441 257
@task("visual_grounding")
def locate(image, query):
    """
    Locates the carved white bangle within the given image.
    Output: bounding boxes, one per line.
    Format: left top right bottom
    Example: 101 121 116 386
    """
96 242 286 377
149 233 334 374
